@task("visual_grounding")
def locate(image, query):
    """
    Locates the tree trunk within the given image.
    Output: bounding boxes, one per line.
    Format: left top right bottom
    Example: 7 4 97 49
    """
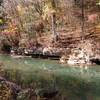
81 0 85 41
51 13 58 41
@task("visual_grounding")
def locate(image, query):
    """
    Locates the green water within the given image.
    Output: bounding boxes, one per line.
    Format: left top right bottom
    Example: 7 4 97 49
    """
0 54 100 100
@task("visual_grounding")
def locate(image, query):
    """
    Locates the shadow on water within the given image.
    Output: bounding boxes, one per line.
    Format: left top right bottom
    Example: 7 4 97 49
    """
0 55 100 100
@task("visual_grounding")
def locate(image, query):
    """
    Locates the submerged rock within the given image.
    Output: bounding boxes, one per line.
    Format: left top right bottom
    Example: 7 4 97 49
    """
35 88 58 99
60 55 67 64
17 89 36 100
11 55 25 59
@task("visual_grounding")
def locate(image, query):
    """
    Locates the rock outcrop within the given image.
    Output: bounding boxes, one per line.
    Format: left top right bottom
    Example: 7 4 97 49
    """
67 39 100 65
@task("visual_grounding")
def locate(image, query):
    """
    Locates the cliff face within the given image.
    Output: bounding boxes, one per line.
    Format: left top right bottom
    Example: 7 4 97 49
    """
37 26 100 55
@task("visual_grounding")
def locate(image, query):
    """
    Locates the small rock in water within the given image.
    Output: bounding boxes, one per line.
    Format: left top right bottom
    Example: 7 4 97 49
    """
60 55 67 64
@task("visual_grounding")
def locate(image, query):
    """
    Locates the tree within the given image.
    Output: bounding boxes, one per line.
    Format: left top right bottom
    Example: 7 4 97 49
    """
43 0 59 41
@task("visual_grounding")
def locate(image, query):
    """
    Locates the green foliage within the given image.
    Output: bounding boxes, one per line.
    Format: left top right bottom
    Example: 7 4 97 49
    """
97 0 100 5
0 19 4 24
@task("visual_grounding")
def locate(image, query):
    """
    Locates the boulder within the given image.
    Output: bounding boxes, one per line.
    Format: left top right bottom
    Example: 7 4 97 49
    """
67 40 96 65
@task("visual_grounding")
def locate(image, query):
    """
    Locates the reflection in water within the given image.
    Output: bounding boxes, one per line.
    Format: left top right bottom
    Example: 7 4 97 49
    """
0 55 100 100
24 60 28 64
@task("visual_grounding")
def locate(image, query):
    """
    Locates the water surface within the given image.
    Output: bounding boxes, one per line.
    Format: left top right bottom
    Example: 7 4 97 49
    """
0 54 100 100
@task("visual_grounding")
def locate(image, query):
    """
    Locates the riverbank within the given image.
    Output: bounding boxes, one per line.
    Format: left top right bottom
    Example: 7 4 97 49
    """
0 27 100 66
